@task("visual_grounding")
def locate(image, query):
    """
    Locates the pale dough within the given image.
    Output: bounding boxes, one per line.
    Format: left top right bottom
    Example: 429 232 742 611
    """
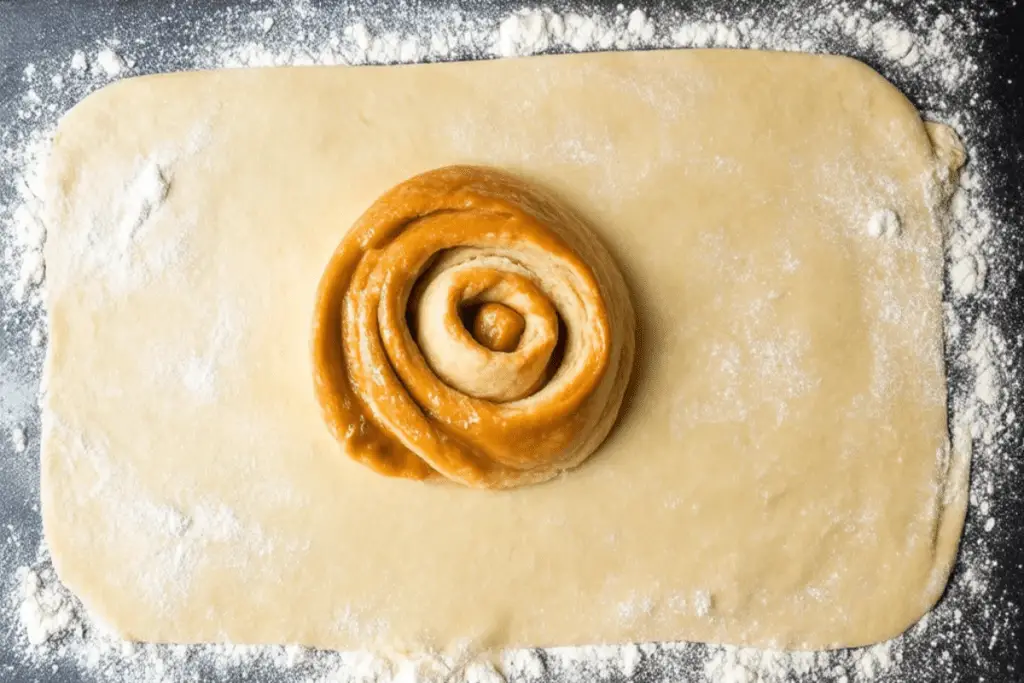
41 50 968 651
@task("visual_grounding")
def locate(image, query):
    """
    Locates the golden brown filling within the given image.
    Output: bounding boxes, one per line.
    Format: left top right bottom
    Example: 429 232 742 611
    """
470 302 525 353
311 166 635 489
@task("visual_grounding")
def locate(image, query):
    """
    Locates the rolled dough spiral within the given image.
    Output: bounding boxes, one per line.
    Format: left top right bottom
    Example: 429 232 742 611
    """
312 166 635 489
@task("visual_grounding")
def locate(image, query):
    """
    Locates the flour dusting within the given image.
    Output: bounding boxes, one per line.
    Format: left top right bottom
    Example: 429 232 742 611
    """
18 560 78 647
867 209 902 238
0 2 1019 683
9 425 27 454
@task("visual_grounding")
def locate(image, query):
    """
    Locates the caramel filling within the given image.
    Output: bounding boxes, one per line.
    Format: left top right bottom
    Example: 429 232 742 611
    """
470 302 524 353
311 165 633 489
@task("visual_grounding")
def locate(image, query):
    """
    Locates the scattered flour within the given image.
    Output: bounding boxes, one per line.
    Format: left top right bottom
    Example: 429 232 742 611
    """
701 641 897 683
71 156 177 295
176 303 243 403
70 50 88 72
18 562 77 647
866 208 902 238
94 48 125 78
619 643 642 678
500 648 545 680
4 131 49 305
0 2 1018 683
947 172 992 298
9 426 27 454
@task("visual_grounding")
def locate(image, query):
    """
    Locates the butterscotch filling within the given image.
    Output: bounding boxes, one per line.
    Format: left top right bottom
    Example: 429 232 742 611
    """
311 165 635 489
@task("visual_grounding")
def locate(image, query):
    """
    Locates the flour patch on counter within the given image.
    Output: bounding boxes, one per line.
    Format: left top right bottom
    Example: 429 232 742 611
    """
18 561 78 647
94 47 126 78
9 425 27 453
701 641 898 683
501 649 545 680
3 129 49 306
947 174 992 299
463 661 506 683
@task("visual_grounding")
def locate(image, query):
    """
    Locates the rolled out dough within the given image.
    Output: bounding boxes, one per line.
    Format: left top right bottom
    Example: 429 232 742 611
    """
42 49 968 652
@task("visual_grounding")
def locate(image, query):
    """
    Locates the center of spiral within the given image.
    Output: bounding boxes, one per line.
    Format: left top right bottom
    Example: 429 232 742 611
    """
470 302 525 353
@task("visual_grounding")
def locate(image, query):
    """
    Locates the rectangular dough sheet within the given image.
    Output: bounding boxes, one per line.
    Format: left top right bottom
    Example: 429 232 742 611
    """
42 49 968 651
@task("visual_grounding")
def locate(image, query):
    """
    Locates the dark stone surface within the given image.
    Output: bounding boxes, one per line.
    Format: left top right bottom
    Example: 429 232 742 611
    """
0 1 1021 681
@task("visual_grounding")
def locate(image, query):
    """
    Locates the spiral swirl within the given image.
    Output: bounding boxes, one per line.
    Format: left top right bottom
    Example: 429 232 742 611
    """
312 166 635 489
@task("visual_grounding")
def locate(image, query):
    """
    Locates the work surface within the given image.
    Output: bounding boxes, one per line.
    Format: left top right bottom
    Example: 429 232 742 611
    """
1 1 1022 682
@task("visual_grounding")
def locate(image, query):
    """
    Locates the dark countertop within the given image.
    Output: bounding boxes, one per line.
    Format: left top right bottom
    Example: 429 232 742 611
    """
1 1 1022 682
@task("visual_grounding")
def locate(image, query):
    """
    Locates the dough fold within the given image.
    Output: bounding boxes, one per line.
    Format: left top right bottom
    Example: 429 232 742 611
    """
311 166 635 489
